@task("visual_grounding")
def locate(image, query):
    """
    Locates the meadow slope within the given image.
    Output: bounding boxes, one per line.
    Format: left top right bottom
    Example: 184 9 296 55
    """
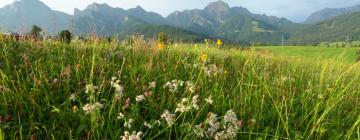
0 38 359 139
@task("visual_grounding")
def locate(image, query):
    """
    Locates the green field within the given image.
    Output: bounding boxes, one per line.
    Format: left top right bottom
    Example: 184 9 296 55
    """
0 39 360 139
255 46 360 63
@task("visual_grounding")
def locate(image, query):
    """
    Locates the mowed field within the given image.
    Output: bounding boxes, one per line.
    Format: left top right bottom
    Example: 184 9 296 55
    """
0 39 360 139
254 46 360 63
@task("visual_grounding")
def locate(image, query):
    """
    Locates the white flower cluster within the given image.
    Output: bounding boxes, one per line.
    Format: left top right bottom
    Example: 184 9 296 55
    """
194 110 241 140
185 81 196 94
160 110 176 126
82 102 104 115
163 80 197 93
111 76 124 100
175 95 200 113
163 80 184 93
204 64 224 77
85 84 98 94
121 131 143 140
136 95 145 102
124 119 134 129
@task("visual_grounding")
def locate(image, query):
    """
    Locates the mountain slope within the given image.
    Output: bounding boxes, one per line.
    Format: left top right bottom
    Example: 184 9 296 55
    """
304 4 360 24
165 0 302 44
0 0 71 34
73 3 206 41
289 12 360 44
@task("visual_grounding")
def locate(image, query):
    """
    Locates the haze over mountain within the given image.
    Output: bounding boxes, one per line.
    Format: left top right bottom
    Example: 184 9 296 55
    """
0 0 71 34
305 4 360 24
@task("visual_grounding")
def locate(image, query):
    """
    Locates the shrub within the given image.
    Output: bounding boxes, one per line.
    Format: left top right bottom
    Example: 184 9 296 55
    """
30 25 42 40
58 30 73 44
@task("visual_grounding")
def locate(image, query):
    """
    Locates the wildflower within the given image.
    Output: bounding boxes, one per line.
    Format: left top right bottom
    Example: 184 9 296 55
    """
118 112 125 120
136 95 145 102
200 53 208 63
185 81 196 94
161 110 175 126
111 77 124 99
217 39 223 46
192 95 200 110
144 91 152 97
157 43 164 49
82 102 104 115
124 97 131 109
163 80 185 93
124 119 134 128
175 98 191 113
76 64 81 70
69 94 77 102
149 81 156 89
144 121 152 129
85 84 97 94
72 105 78 112
205 96 214 105
121 131 143 140
224 110 238 125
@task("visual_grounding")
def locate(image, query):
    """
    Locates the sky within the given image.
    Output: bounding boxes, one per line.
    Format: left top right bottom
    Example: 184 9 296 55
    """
1 0 360 22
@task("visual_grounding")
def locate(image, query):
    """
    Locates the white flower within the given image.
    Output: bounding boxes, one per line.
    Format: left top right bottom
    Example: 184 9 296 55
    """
161 110 175 126
111 76 117 81
111 78 124 99
224 110 238 125
192 95 200 110
118 112 125 120
121 131 143 140
149 81 156 89
69 94 77 102
205 96 214 105
136 95 145 102
163 80 185 93
82 102 104 115
144 121 152 129
185 81 196 93
124 119 134 128
175 98 191 113
85 84 97 94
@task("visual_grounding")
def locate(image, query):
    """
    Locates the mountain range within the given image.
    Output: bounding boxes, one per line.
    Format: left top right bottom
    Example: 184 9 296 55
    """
1 0 360 45
304 4 360 24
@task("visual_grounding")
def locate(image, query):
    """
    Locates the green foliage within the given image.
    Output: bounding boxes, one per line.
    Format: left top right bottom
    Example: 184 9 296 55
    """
58 30 73 44
157 32 167 44
30 25 42 39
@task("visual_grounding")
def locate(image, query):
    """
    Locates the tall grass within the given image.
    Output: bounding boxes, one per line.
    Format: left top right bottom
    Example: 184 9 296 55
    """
0 38 359 139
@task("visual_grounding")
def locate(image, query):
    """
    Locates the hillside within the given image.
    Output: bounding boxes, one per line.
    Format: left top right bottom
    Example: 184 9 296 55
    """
289 12 360 44
73 3 206 41
304 4 360 24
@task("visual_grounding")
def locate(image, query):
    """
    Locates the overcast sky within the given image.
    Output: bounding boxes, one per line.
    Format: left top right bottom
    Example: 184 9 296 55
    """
1 0 360 22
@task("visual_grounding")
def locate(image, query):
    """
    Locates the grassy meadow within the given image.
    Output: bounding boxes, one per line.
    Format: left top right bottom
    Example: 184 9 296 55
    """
255 46 360 63
0 37 360 140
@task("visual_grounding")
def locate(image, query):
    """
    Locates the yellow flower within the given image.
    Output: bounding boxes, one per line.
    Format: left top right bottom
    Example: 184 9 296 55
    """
157 43 164 49
217 39 223 46
72 105 78 112
76 64 81 70
201 53 208 63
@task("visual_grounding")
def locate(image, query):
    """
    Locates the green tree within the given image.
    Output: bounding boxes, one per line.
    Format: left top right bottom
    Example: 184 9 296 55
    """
58 30 73 44
30 25 42 39
157 32 167 44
